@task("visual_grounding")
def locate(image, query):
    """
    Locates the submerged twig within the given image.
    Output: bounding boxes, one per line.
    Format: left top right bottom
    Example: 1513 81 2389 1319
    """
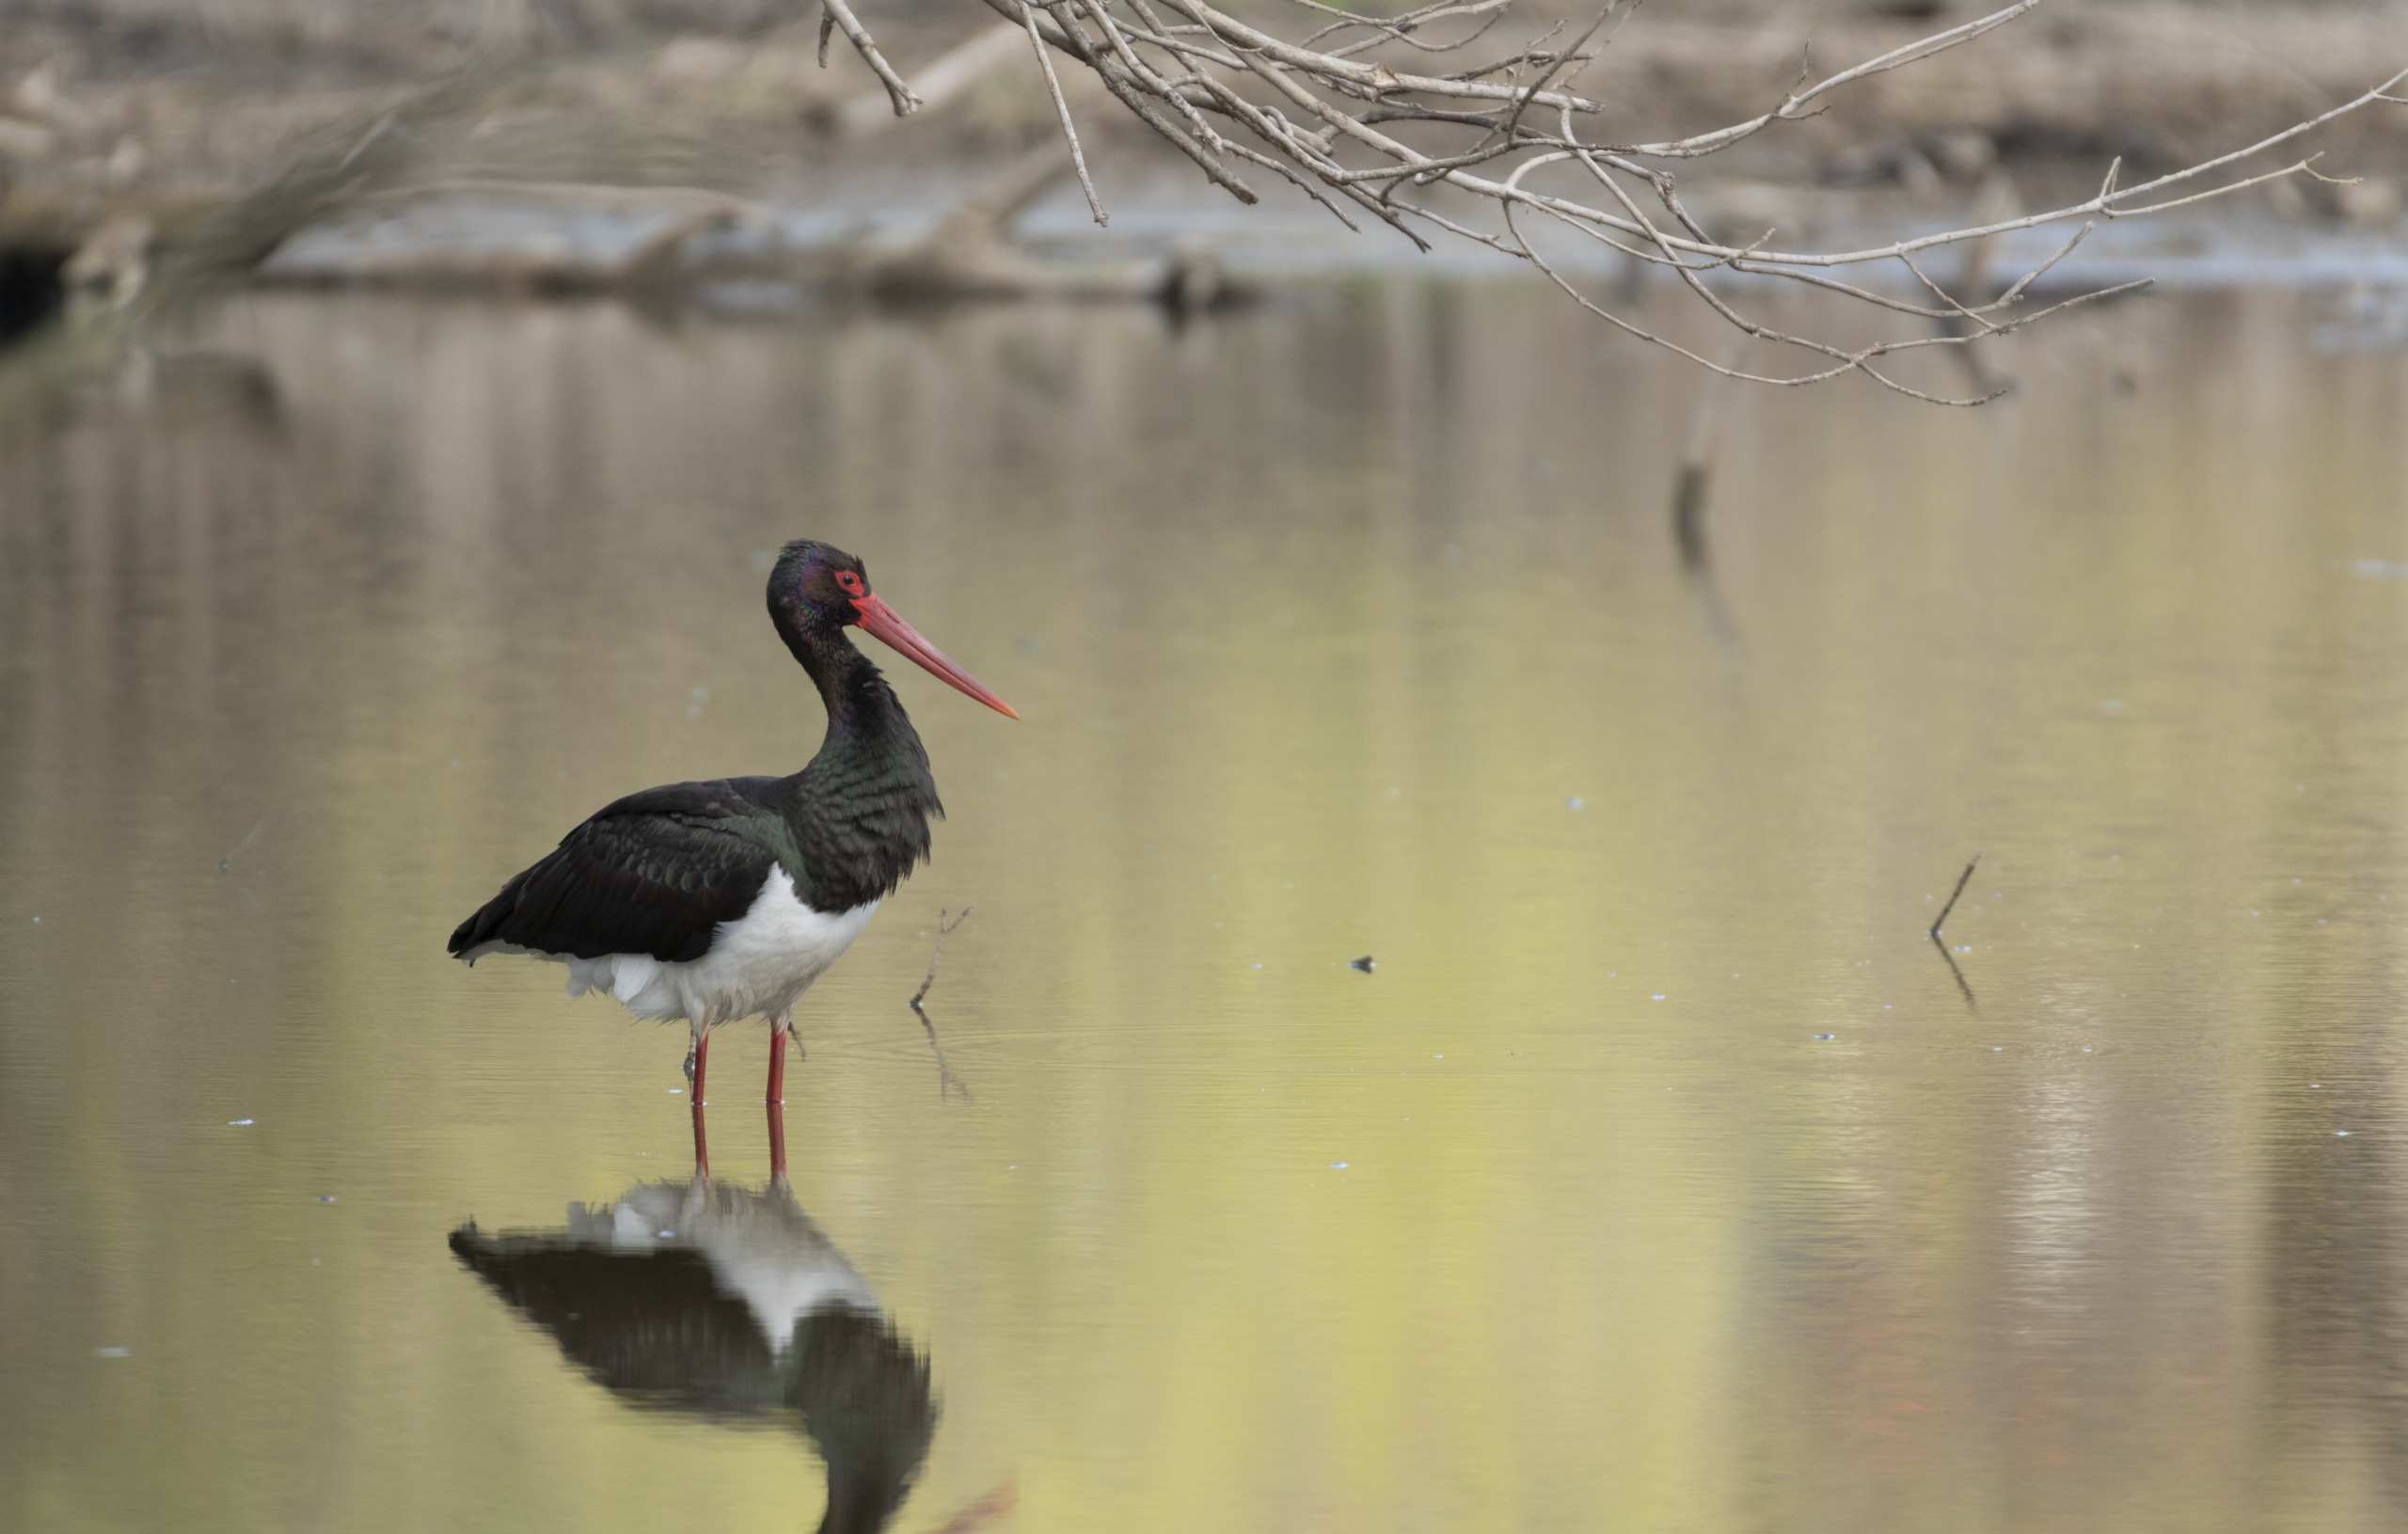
915 1010 974 1103
1931 932 1977 1014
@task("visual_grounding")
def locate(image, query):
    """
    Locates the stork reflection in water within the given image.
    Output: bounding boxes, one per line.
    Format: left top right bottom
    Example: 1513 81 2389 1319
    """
450 1105 937 1534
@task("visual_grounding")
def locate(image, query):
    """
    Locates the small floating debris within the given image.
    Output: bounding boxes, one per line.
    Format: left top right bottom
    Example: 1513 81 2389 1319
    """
228 1118 254 1127
1567 796 1585 810
1251 962 1263 971
1348 956 1374 973
316 1194 336 1204
96 1347 129 1359
1330 1162 1350 1170
2337 1130 2353 1138
1814 1033 1835 1041
1651 993 1666 1001
657 1228 676 1239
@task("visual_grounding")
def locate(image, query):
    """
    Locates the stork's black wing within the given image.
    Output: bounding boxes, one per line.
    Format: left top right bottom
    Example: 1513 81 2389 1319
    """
448 778 797 963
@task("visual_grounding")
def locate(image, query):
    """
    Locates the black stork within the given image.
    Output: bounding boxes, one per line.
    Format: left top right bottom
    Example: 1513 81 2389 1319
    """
448 541 1015 1115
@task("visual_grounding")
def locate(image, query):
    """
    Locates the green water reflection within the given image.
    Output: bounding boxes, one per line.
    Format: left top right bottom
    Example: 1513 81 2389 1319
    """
4 282 2408 1532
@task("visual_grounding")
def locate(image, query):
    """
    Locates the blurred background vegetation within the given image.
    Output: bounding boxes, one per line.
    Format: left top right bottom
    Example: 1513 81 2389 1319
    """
2 0 2400 253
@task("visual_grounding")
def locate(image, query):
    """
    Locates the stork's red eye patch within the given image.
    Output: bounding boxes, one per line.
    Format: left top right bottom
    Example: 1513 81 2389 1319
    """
835 571 865 596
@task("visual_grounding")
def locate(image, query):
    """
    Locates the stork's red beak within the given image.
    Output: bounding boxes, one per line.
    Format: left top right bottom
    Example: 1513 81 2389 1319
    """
853 593 1020 719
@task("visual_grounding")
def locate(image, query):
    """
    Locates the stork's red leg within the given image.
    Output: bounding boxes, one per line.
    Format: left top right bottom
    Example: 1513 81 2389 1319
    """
767 1022 792 1179
686 1029 710 1106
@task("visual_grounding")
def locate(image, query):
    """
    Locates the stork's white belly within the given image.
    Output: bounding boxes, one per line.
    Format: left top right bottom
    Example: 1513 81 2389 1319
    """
544 867 875 1027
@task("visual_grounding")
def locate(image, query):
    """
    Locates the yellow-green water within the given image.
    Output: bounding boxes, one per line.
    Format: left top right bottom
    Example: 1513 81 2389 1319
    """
5 282 2408 1532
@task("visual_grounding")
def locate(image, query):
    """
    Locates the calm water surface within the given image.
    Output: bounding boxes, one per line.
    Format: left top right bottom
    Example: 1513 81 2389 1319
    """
4 282 2408 1532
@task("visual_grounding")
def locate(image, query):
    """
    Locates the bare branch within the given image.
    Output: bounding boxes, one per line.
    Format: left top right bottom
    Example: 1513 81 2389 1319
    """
1022 0 1110 224
820 0 923 117
935 0 2408 401
1618 0 2040 160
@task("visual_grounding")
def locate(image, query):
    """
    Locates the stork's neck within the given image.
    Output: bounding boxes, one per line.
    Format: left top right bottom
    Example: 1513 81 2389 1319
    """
793 625 904 739
776 622 942 910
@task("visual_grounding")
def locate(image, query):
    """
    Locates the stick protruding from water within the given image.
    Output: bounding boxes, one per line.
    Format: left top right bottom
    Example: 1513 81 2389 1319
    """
910 905 974 1011
1929 853 1981 940
909 907 975 1103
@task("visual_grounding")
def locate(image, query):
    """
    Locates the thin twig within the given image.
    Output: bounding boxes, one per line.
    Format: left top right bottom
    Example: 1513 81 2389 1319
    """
1929 854 1981 940
217 818 266 874
910 905 975 1009
1500 2 1629 152
1625 0 2039 160
1023 1 1110 225
821 0 923 117
909 907 977 1103
1926 854 1982 1014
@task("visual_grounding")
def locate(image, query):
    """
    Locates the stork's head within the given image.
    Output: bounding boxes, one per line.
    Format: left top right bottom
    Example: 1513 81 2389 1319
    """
769 541 1018 719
